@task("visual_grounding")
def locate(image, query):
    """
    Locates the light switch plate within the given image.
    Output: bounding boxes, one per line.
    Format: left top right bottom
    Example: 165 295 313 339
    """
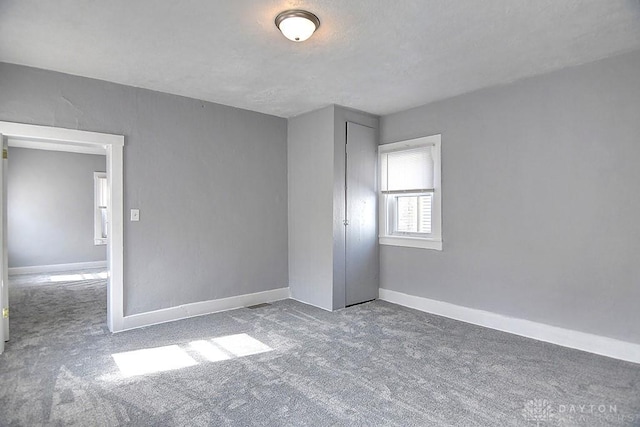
130 209 140 221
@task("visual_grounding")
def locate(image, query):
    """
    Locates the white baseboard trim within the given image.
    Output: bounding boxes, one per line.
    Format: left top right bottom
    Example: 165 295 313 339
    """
379 288 640 365
289 296 333 312
9 261 107 275
121 287 291 332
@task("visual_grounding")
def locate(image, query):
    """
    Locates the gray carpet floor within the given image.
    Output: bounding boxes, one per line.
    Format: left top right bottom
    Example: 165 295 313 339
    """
1 270 639 426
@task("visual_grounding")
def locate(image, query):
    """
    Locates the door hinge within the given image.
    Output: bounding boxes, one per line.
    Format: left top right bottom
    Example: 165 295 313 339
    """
2 149 7 160
2 308 8 318
343 219 349 226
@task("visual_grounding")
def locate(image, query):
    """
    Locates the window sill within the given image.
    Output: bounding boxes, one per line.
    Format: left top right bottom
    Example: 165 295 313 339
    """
379 236 442 251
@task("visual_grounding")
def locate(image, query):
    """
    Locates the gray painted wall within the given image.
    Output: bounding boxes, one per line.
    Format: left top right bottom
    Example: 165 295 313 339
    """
288 106 335 311
0 62 288 316
379 49 640 344
8 148 106 268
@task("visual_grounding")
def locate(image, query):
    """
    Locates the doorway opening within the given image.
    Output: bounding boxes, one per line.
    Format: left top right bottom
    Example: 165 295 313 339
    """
0 121 124 354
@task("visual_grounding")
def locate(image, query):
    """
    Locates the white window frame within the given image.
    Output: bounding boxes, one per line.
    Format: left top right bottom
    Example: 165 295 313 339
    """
378 134 442 250
94 172 108 245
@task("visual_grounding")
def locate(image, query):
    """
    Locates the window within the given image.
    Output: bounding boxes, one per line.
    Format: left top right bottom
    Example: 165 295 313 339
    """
94 172 108 245
379 134 442 250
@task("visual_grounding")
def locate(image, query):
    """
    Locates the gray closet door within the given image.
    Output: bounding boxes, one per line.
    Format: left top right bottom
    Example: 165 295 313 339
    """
345 122 378 306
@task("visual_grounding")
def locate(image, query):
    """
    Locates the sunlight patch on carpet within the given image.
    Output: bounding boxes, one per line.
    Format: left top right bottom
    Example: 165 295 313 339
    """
112 334 273 378
112 345 197 377
211 333 272 357
50 271 109 282
189 340 231 362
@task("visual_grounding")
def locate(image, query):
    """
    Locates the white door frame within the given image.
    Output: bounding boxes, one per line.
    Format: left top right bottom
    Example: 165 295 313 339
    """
0 121 125 335
0 133 6 354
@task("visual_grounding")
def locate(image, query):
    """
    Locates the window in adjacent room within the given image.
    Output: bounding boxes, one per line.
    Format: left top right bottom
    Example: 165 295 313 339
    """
378 134 442 250
94 172 108 245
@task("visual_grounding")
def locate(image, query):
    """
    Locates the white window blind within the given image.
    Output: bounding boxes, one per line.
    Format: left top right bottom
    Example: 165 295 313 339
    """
381 146 434 193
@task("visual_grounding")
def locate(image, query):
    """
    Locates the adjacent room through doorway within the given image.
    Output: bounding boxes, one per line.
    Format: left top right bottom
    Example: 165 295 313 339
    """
7 146 108 339
0 122 125 352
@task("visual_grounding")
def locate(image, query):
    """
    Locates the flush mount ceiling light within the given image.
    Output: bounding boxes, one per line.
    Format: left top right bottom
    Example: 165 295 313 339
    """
275 9 320 42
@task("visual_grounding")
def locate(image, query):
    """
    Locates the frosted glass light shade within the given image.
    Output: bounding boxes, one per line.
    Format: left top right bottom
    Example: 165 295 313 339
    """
275 10 320 42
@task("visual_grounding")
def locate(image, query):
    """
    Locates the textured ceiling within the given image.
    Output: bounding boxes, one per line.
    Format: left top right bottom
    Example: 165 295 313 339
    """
1 1 640 118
